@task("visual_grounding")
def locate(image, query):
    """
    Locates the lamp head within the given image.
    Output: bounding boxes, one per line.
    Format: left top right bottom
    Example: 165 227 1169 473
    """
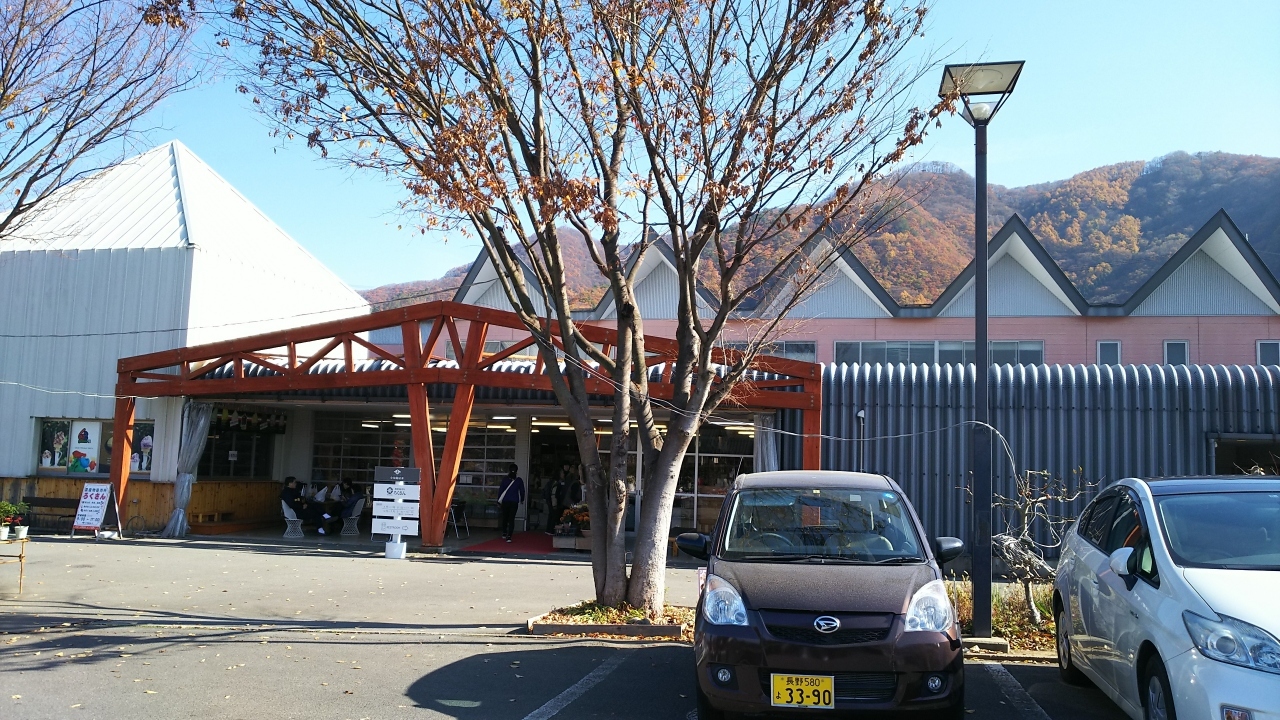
939 61 1025 126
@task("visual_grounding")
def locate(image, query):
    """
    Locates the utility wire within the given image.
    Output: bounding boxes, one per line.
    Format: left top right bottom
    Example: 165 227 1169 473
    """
0 279 488 339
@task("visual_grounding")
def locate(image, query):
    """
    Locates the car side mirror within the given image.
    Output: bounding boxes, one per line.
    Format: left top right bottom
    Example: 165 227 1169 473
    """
676 532 710 561
932 537 965 564
1108 547 1135 577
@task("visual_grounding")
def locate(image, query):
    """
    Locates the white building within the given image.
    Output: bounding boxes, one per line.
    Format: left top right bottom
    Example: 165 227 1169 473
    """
0 141 368 482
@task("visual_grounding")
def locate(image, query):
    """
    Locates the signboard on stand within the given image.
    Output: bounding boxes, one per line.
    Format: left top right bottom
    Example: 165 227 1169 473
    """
72 482 123 538
373 467 420 559
374 466 420 484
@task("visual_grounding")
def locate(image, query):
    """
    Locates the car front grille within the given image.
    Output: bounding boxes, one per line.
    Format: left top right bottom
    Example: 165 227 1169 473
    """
764 625 891 645
759 670 898 702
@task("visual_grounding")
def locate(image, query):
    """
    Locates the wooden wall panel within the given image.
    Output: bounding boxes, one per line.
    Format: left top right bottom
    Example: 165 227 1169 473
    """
188 481 281 523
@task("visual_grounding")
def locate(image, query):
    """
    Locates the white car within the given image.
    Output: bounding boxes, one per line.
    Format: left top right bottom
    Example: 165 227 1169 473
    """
1053 477 1280 720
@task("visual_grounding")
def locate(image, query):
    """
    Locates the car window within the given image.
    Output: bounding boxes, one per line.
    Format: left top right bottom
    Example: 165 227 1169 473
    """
1134 535 1160 585
1082 492 1118 548
1156 491 1280 569
1105 493 1143 553
719 487 923 562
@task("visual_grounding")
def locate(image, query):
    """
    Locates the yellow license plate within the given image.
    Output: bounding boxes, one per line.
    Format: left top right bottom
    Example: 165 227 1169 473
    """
770 673 835 709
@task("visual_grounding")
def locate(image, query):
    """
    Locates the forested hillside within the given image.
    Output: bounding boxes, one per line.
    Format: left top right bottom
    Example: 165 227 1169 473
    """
871 151 1280 304
362 152 1280 308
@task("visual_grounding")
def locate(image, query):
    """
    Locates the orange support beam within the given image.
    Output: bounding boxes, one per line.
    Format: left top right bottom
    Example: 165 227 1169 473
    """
109 389 136 510
423 319 488 550
427 384 475 549
402 320 437 543
801 378 823 470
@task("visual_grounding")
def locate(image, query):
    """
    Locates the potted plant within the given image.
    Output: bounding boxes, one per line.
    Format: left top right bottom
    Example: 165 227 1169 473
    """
561 503 591 537
11 501 28 539
0 501 13 541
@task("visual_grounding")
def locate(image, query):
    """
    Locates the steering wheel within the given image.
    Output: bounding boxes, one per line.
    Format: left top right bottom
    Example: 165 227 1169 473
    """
758 532 795 550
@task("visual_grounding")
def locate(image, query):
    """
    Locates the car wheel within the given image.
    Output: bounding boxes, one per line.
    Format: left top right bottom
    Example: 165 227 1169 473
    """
1142 656 1177 720
696 675 725 720
1056 608 1088 686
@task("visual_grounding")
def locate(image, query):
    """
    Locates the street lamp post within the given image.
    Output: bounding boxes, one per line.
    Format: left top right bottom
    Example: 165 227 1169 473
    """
938 61 1024 639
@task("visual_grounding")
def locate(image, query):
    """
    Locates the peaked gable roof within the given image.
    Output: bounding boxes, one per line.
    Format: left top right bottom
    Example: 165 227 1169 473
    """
749 240 898 319
929 214 1089 318
4 142 189 250
452 246 547 311
1120 209 1280 315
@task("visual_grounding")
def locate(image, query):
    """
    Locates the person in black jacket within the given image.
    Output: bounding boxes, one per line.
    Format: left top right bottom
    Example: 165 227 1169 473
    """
543 470 566 534
281 477 332 534
497 464 525 542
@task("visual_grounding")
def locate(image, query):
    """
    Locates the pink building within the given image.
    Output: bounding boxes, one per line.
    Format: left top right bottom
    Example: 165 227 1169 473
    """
448 210 1280 368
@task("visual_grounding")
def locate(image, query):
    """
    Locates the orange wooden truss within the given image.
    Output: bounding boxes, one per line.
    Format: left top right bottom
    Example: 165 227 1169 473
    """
112 301 821 548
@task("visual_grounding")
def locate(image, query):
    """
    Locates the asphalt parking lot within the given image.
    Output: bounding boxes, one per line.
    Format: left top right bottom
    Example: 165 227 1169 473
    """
1 537 1129 720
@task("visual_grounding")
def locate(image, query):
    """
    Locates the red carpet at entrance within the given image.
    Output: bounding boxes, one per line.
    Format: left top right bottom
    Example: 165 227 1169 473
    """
462 531 556 555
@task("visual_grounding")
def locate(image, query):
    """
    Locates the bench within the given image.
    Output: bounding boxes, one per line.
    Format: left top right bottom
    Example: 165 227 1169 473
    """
22 496 79 531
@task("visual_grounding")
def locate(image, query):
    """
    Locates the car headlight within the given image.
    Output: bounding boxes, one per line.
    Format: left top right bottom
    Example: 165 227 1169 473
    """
1184 611 1280 675
702 574 748 626
905 580 954 633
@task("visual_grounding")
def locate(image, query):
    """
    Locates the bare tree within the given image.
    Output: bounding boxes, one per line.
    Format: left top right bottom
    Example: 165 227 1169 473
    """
0 0 195 242
182 0 950 613
992 470 1093 625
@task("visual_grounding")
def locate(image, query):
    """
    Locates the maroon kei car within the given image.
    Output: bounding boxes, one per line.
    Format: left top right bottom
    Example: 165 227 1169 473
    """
677 471 966 719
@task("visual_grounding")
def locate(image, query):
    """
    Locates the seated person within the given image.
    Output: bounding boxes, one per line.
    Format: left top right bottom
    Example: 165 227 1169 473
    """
281 477 334 534
337 478 362 517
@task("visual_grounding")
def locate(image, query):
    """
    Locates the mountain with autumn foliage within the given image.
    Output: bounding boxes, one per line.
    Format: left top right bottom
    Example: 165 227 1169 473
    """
867 151 1280 304
361 151 1280 309
361 227 610 311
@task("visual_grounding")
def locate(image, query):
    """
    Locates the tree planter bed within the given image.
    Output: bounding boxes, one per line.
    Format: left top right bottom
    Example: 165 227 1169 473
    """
525 612 686 638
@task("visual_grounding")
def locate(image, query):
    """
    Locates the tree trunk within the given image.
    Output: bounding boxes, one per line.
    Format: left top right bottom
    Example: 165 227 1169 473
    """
1022 579 1042 626
626 416 697 615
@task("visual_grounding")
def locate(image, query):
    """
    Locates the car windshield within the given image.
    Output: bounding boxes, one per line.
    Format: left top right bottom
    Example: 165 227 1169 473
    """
719 487 923 562
1156 491 1280 569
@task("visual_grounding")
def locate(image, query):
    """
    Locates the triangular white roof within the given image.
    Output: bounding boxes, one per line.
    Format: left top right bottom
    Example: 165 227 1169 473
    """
934 217 1087 317
7 142 189 249
7 140 365 311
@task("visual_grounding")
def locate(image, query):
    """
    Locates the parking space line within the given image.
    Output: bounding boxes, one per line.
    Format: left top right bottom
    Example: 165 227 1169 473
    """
521 649 636 720
981 662 1054 720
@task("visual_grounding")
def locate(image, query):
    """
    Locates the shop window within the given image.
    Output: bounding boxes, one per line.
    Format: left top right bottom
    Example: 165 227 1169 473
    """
937 341 976 365
199 431 275 479
834 341 861 365
37 419 153 475
1098 341 1121 365
313 411 411 485
724 341 816 363
1258 341 1280 366
1164 341 1189 365
444 423 518 517
832 340 1040 365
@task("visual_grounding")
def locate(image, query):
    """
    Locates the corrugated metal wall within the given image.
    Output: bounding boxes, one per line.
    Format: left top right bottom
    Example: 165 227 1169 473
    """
940 255 1075 317
0 248 192 477
821 363 1280 545
1131 252 1273 316
791 268 891 318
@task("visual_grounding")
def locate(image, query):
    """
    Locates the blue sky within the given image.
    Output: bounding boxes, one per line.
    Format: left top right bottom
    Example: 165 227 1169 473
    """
150 1 1280 290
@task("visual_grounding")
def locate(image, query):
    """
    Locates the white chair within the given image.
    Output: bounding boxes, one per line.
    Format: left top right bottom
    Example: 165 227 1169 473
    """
281 501 304 539
341 498 365 537
448 500 470 539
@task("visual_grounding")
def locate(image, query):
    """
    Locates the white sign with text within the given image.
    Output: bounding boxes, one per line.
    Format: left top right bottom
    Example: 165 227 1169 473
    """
374 500 420 518
73 483 113 530
373 518 419 536
373 483 420 501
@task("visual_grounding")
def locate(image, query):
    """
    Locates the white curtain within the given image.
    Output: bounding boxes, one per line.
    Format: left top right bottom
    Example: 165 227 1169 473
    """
753 412 780 473
160 402 213 538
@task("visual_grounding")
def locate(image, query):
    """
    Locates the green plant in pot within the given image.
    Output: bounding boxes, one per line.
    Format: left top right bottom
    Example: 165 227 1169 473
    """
10 501 28 539
0 501 13 540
